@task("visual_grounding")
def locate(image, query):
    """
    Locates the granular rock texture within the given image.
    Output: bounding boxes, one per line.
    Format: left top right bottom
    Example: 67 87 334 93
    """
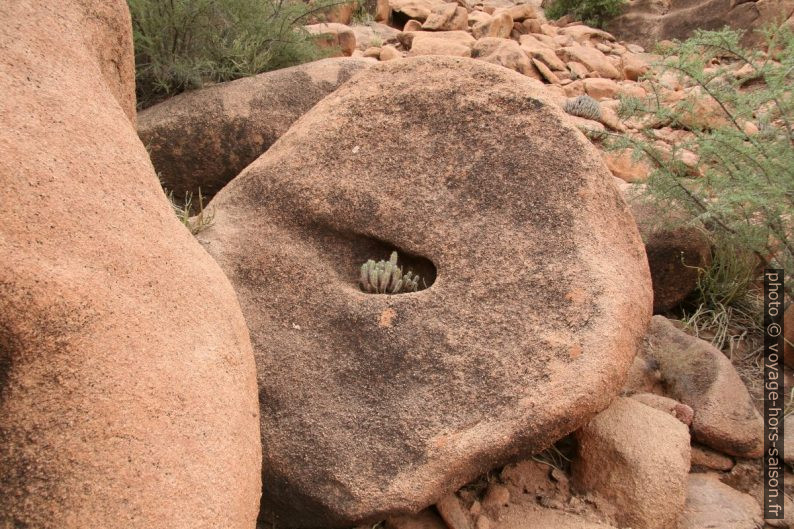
642 316 763 457
573 397 691 529
0 1 261 528
138 57 374 204
199 56 652 528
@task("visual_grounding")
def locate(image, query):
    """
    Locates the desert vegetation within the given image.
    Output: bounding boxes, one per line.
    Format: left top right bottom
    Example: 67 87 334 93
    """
128 0 337 107
607 27 793 358
545 0 626 28
4 1 794 529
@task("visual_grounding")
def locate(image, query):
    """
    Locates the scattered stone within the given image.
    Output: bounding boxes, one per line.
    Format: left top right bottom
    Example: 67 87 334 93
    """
364 46 382 58
437 494 473 529
540 23 559 36
598 105 626 131
423 2 468 30
471 11 513 38
523 18 542 33
351 23 402 49
532 57 561 83
678 87 732 130
519 35 568 71
642 316 764 458
602 149 651 182
199 56 652 527
690 444 735 471
472 37 536 76
389 0 442 21
680 473 763 529
565 114 607 134
380 44 403 60
405 18 425 31
583 78 620 100
573 397 691 529
324 1 358 24
481 483 510 520
305 23 358 56
561 46 622 79
407 30 476 56
630 392 694 426
559 25 616 43
621 353 664 394
503 3 537 21
567 61 590 79
719 458 761 494
621 52 650 80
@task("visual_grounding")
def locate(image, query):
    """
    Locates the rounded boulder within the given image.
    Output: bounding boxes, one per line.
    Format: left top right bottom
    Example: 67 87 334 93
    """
199 56 653 527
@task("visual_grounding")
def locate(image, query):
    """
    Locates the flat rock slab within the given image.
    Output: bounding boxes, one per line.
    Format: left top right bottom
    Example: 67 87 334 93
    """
199 56 652 527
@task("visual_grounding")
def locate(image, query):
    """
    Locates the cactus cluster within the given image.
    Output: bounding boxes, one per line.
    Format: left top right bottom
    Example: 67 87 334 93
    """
563 95 602 121
359 251 422 294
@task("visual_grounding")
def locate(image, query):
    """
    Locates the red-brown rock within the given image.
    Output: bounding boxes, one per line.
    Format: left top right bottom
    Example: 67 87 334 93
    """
573 397 691 529
305 23 358 56
642 316 764 458
680 473 763 529
0 1 261 528
199 56 652 527
624 191 713 313
138 57 373 205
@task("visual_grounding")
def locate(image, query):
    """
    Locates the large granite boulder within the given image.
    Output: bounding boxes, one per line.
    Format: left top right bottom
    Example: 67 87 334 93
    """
198 56 653 527
137 57 374 205
0 1 261 528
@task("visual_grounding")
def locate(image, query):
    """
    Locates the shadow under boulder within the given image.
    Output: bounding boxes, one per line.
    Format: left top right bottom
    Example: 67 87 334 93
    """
137 57 375 206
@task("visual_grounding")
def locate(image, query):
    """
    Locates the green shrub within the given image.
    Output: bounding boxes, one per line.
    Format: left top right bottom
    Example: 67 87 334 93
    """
128 0 336 108
605 26 793 347
680 237 763 351
545 0 625 28
610 26 793 298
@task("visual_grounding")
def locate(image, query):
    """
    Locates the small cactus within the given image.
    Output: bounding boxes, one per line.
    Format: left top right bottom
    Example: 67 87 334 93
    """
563 95 601 121
359 251 422 294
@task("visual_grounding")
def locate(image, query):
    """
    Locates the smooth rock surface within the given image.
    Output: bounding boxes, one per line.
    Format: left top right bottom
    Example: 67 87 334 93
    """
573 397 691 529
199 56 652 527
0 1 261 528
680 473 763 529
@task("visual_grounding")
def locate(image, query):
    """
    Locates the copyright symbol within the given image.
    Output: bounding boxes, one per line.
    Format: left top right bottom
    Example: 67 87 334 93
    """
768 323 781 337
